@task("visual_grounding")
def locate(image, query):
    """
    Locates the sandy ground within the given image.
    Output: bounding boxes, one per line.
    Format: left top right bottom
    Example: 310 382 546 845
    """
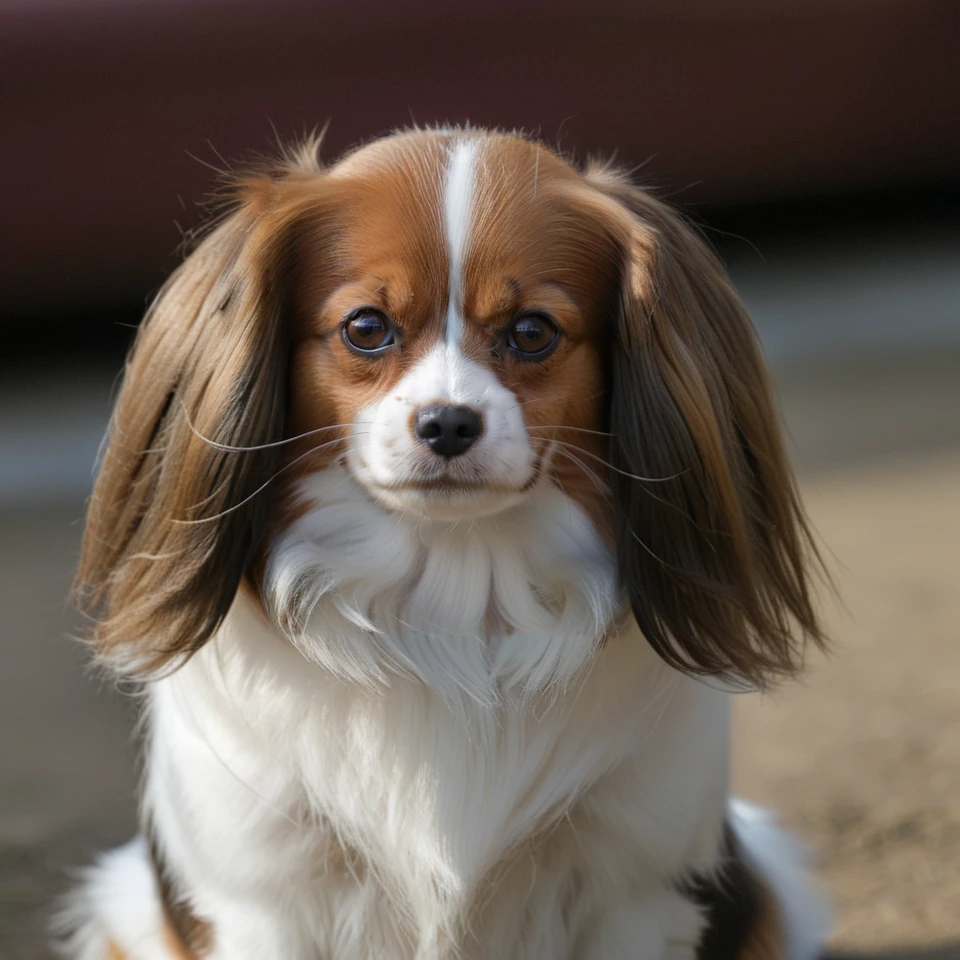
733 357 960 958
735 453 960 954
1 352 959 958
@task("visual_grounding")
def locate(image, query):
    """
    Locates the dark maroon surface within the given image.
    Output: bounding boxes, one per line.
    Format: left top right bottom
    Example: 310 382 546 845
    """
4 0 959 315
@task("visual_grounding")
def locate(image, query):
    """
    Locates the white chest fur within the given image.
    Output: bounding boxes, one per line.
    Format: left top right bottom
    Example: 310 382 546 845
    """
142 475 730 958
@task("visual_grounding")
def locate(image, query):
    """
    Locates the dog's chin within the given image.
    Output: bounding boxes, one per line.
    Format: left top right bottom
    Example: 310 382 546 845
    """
363 479 530 521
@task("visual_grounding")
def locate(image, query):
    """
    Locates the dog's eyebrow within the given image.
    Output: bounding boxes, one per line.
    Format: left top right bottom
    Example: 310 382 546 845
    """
499 278 522 312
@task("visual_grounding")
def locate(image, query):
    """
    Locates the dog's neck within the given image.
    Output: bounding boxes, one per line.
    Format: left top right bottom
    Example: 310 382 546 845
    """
264 465 619 704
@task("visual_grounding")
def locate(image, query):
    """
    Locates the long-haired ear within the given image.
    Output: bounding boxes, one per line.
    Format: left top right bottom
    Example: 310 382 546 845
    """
74 168 313 676
585 165 827 688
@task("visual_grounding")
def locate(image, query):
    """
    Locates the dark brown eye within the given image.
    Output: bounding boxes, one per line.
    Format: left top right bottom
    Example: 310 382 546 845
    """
506 313 559 359
342 309 396 355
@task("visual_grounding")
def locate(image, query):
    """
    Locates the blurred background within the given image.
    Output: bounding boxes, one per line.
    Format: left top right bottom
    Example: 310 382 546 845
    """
2 0 959 956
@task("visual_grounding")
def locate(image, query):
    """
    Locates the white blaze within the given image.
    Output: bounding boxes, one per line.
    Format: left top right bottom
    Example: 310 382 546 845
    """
443 139 479 348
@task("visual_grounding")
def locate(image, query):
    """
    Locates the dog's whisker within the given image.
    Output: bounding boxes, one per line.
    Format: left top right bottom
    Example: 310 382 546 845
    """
548 445 611 500
175 436 355 525
526 424 614 438
181 401 369 453
530 435 684 483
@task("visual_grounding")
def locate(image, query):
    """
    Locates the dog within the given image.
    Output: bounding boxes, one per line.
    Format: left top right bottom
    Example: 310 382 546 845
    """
59 128 830 959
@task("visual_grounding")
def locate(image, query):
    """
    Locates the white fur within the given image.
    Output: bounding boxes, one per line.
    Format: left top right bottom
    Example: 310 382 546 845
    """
63 472 740 959
268 466 613 701
53 838 170 960
730 800 832 960
443 138 479 347
347 346 537 520
59 468 833 958
142 596 728 959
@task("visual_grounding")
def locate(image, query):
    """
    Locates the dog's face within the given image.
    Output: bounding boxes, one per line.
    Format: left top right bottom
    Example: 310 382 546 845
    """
75 129 825 687
286 133 616 524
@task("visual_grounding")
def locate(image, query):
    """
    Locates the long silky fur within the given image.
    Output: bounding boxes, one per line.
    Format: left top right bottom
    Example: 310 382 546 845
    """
62 129 831 960
586 164 828 688
72 170 312 676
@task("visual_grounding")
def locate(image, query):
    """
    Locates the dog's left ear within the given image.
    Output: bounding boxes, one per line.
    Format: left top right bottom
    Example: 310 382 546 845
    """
583 165 827 688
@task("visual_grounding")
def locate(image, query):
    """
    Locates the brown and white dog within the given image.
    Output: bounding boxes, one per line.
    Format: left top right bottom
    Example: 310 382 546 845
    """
59 128 830 959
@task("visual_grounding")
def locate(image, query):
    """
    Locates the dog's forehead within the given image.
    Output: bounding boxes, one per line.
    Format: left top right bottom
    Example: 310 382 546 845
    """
330 129 576 191
325 131 606 309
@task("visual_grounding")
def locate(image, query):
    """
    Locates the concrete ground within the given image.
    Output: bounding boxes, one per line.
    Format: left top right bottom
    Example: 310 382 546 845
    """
1 236 958 957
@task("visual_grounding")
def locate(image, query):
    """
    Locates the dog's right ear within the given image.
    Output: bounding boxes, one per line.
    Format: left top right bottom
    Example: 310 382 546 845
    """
74 161 322 676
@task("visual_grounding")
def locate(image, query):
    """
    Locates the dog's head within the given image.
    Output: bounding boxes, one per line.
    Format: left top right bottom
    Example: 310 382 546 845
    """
75 129 824 688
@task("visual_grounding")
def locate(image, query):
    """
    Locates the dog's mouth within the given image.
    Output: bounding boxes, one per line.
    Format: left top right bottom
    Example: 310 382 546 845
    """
364 454 547 518
381 477 531 495
382 452 545 494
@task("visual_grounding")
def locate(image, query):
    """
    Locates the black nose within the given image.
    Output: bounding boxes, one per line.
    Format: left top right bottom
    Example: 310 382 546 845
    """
414 404 483 458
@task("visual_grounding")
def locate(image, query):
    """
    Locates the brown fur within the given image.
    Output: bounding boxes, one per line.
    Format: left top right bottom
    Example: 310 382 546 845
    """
105 929 200 960
461 136 618 537
581 165 828 687
284 134 450 483
738 885 786 960
162 926 201 960
105 928 198 960
72 157 319 673
75 129 825 692
149 831 212 958
685 824 783 960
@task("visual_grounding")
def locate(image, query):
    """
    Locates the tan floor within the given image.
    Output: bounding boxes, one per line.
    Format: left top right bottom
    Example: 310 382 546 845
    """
735 451 960 954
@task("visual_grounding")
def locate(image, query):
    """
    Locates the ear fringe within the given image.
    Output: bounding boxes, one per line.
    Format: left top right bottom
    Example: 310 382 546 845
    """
73 163 321 676
585 166 829 688
177 127 329 261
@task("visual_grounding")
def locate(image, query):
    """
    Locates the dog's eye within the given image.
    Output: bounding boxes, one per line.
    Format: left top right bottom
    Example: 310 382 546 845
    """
343 309 396 355
506 313 559 359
